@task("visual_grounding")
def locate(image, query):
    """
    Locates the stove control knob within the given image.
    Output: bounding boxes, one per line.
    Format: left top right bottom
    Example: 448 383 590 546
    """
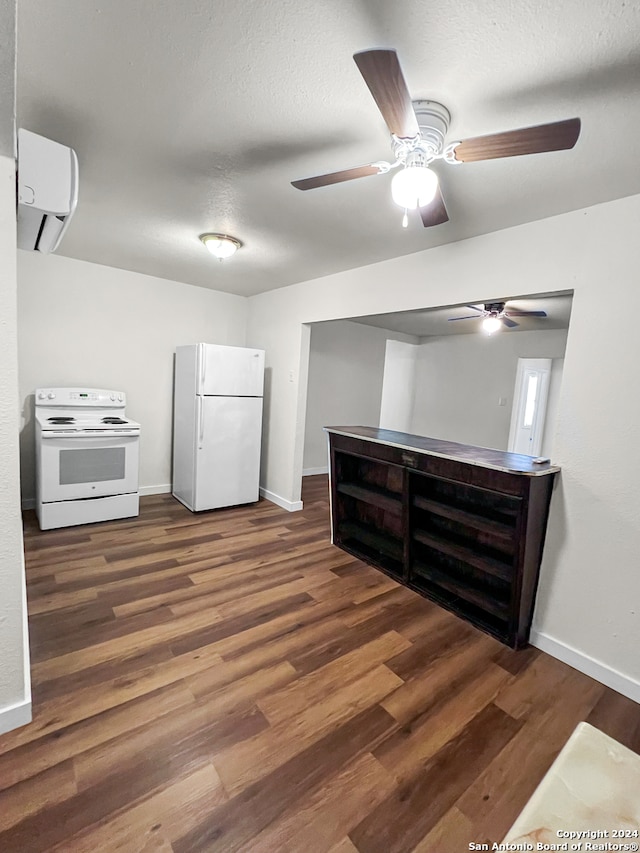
38 392 47 400
110 394 116 401
118 395 123 402
47 392 56 400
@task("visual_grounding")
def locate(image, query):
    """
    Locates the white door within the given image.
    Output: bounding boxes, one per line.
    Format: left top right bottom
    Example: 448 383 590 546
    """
508 358 552 457
194 396 263 510
198 344 264 397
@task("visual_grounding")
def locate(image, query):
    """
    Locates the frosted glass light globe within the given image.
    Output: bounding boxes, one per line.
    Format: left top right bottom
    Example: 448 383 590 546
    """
391 166 438 209
482 316 502 335
199 234 241 259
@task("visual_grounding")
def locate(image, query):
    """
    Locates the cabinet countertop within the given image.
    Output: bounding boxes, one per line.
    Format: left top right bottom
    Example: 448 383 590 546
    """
324 426 560 477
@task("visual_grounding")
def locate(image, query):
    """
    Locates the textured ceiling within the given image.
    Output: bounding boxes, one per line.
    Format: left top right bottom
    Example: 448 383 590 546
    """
349 293 573 338
16 0 640 296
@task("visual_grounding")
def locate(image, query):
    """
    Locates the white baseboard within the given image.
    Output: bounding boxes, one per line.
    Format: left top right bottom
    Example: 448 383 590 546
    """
259 487 303 513
0 697 32 737
530 629 640 704
302 466 328 477
139 484 172 497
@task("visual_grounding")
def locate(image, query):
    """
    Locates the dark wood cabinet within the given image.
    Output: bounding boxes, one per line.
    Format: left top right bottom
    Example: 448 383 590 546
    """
325 427 559 649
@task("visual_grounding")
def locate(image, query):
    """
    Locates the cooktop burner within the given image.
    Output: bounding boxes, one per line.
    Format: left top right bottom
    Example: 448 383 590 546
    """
48 417 75 424
102 417 127 424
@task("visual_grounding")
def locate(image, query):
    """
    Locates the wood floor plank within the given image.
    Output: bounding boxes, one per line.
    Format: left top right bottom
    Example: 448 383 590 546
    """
4 480 638 853
73 699 266 793
0 760 77 832
493 652 574 719
455 667 604 839
409 805 475 853
374 664 513 783
10 644 223 751
172 705 399 853
237 751 396 852
327 839 360 853
26 587 99 616
214 664 403 797
585 686 640 752
123 566 302 619
49 762 225 853
380 632 498 725
185 659 298 713
349 703 523 853
0 683 194 790
257 631 411 725
30 606 224 683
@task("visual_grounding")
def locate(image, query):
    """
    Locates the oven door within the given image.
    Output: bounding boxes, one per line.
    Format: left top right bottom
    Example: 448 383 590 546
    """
39 432 139 502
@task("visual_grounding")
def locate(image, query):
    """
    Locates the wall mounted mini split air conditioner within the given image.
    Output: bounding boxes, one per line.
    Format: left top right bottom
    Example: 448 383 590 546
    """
17 129 79 254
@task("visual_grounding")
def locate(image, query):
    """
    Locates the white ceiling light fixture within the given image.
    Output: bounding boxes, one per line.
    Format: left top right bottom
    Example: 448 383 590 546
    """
482 315 503 335
199 233 242 260
391 163 439 211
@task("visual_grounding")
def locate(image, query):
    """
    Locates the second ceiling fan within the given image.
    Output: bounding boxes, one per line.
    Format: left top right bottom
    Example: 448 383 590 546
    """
292 49 581 227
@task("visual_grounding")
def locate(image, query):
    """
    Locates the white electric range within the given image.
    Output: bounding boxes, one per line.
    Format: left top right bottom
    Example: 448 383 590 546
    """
34 387 141 530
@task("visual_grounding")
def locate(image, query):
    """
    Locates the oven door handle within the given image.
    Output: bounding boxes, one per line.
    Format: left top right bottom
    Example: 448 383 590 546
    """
40 430 140 439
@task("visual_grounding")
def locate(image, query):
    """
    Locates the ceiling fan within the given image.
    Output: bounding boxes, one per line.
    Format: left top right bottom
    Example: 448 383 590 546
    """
292 49 581 227
448 302 548 334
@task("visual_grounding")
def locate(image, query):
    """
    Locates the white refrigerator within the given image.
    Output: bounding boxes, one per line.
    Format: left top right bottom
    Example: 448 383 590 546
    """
172 343 265 511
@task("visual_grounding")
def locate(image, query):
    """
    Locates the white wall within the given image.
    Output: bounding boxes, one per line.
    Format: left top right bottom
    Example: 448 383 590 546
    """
379 339 418 433
410 329 568 456
17 252 247 501
246 193 640 701
0 0 31 736
302 321 417 473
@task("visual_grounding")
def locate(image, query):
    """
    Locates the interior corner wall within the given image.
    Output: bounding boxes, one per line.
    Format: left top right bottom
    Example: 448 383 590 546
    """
246 192 640 699
410 329 568 455
0 155 30 735
17 252 248 502
0 0 31 736
302 320 417 473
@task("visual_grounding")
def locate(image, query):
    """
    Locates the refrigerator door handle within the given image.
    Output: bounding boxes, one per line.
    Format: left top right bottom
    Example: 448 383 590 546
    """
197 396 204 449
200 344 206 392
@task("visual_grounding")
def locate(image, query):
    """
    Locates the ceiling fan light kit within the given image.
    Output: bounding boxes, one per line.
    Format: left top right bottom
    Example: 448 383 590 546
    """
482 315 503 335
391 162 439 210
199 233 242 260
448 301 549 333
291 49 581 229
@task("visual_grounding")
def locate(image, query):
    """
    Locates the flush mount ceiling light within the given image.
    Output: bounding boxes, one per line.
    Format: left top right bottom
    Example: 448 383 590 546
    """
199 233 242 260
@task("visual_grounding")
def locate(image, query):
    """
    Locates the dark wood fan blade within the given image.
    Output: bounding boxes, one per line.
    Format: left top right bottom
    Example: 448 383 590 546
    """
448 315 481 321
504 310 548 317
420 186 449 227
291 164 382 191
453 118 581 163
353 50 419 139
466 305 485 313
502 317 519 328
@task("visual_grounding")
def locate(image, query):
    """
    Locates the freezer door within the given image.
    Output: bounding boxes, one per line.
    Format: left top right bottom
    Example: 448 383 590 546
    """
198 344 264 397
194 396 263 510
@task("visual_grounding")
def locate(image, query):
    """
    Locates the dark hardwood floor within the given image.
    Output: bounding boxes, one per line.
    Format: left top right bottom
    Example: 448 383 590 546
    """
0 475 639 852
